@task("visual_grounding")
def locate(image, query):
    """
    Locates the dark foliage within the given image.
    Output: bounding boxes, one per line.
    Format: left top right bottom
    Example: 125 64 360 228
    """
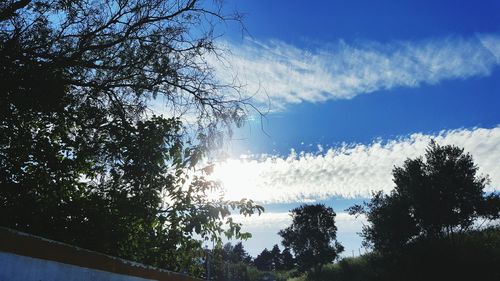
280 247 295 271
0 0 247 134
310 227 500 281
270 244 282 271
0 0 263 275
254 248 273 271
348 141 500 254
223 242 252 264
253 245 296 272
279 204 344 273
208 242 255 281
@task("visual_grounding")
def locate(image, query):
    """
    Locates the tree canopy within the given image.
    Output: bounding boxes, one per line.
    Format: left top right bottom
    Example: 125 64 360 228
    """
280 247 295 271
1 0 246 131
279 204 344 273
253 244 295 272
224 242 252 264
253 248 273 271
0 0 262 275
348 141 500 253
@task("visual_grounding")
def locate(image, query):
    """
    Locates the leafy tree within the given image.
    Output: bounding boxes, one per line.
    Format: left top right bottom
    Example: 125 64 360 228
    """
0 0 263 275
347 190 419 253
279 204 344 273
349 142 500 253
0 0 246 131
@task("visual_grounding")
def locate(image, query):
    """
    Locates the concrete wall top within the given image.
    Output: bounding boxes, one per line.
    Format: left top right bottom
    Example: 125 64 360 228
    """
0 227 201 281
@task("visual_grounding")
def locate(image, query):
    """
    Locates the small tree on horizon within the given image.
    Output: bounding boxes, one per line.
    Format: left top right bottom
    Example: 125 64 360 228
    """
279 204 344 273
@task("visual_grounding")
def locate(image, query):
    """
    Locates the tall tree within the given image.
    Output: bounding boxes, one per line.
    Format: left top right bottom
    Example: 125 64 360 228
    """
281 247 295 271
254 248 273 271
279 204 344 273
210 242 252 281
270 244 282 270
0 0 262 275
231 242 252 264
348 142 500 253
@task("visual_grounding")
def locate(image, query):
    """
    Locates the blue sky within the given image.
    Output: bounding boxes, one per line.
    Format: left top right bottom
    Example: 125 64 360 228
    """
204 0 500 257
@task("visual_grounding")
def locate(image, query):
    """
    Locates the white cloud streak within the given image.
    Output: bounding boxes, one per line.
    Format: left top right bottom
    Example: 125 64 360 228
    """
212 127 500 203
211 34 500 108
231 212 365 233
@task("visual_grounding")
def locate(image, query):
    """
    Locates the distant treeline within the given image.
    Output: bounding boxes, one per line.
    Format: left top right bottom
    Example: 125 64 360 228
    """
206 226 500 281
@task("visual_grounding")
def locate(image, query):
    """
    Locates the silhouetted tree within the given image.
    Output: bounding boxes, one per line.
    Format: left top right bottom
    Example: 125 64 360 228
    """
0 0 263 275
207 242 254 281
270 244 282 270
232 242 253 264
279 204 344 273
0 0 247 131
222 242 252 264
349 141 500 253
347 190 419 253
254 248 273 271
281 247 295 270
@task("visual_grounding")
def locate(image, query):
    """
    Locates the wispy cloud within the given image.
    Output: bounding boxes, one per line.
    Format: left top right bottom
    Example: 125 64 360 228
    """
231 212 365 233
211 34 500 108
212 127 500 203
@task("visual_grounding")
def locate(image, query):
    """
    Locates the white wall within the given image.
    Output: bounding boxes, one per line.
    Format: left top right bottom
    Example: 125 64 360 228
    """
0 251 155 281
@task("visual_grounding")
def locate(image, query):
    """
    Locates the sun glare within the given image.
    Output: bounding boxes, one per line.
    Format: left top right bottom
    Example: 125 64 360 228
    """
210 159 265 202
